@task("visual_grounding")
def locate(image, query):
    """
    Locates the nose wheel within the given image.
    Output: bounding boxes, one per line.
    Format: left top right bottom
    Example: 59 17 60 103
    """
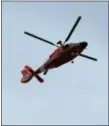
71 61 74 63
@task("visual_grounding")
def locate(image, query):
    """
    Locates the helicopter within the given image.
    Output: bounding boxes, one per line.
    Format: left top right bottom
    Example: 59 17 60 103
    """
21 16 97 84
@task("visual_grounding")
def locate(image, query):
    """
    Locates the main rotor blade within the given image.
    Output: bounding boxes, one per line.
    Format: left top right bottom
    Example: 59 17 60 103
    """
64 16 82 44
24 31 57 47
79 54 97 61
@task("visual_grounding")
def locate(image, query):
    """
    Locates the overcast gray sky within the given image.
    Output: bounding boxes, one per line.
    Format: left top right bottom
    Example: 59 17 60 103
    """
2 2 108 125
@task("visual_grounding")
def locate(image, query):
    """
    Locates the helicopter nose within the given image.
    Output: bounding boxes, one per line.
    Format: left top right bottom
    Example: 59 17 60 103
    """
81 42 88 48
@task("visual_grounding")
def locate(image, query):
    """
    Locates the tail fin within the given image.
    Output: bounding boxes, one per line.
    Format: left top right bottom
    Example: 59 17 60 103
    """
21 69 33 83
21 65 44 84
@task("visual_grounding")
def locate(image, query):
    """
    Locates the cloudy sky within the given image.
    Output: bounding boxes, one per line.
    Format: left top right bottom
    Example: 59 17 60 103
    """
2 2 108 125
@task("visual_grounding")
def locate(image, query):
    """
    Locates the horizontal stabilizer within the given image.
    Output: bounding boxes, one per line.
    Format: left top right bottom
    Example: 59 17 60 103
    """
35 75 44 83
